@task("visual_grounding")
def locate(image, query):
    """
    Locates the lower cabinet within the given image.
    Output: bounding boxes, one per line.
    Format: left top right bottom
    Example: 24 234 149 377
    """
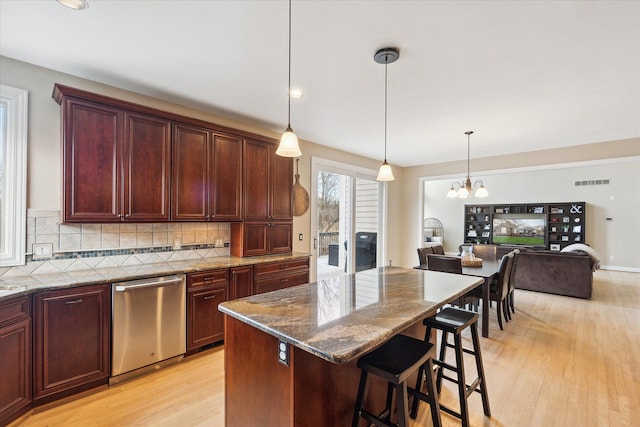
0 296 32 426
187 269 229 352
254 258 310 295
230 265 254 300
33 284 111 406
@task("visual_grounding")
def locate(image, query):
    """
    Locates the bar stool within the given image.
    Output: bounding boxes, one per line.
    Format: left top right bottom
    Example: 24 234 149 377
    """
410 307 490 427
352 334 442 427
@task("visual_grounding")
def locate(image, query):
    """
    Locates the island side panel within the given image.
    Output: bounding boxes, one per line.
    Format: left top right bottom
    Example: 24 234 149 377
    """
224 316 293 426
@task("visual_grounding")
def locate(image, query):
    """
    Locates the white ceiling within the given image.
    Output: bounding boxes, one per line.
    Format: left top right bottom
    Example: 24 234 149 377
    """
1 0 639 167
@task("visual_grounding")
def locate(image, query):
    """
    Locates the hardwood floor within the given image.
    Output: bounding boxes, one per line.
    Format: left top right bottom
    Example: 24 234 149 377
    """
11 270 639 426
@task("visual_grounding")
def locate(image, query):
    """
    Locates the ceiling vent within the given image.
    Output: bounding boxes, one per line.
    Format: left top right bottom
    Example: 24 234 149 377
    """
574 179 610 186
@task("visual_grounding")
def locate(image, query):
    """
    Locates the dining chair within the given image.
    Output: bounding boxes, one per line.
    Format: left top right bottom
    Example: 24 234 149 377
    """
472 244 498 261
489 252 514 330
507 249 520 317
417 247 435 265
426 255 479 310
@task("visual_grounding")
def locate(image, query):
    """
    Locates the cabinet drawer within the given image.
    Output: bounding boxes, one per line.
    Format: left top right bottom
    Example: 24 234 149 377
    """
254 258 309 277
0 296 31 327
254 271 309 295
188 269 229 288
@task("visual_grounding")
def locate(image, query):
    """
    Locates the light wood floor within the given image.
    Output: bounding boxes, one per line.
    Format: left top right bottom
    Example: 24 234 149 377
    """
12 270 639 427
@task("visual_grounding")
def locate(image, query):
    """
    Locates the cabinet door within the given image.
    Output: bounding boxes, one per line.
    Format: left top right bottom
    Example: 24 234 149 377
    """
230 265 253 299
243 140 270 221
187 285 228 350
210 133 243 221
172 123 210 221
269 146 293 220
269 222 293 254
123 113 171 222
62 99 123 222
33 284 110 405
0 318 31 426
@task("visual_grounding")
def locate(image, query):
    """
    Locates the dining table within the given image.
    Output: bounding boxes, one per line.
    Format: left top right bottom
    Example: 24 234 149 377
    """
415 258 501 338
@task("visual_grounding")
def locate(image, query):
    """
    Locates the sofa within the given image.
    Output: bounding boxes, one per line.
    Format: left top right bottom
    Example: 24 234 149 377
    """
512 249 595 299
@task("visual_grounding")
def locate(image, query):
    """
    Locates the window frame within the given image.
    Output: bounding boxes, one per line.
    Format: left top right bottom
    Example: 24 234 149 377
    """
0 85 28 267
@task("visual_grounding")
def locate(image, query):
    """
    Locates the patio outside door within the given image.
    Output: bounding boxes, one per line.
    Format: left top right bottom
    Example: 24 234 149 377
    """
311 158 384 281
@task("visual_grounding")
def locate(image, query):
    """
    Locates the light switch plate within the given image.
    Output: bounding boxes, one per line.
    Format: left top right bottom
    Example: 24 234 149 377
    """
32 243 53 260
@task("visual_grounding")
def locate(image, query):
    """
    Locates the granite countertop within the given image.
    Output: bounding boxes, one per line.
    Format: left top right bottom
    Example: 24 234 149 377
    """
219 266 483 364
0 252 310 301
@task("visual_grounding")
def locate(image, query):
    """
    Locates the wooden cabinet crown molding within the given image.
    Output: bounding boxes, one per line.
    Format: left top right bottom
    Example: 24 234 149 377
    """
53 83 280 146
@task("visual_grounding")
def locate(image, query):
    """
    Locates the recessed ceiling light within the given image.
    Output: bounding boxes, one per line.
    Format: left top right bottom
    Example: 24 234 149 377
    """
289 89 303 99
57 0 89 10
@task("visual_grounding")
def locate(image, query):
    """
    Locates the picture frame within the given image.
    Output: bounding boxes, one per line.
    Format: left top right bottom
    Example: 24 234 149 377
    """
573 225 582 233
550 243 561 251
468 230 477 237
533 206 544 213
563 216 570 223
561 235 569 241
550 226 557 233
574 235 582 241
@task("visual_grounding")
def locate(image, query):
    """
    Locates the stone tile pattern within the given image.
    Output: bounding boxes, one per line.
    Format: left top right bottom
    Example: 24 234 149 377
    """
3 208 231 277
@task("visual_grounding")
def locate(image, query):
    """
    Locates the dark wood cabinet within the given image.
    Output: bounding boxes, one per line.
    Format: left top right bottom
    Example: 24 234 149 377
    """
231 138 293 256
0 296 32 426
254 258 310 295
55 86 172 223
230 265 254 300
172 123 243 222
60 97 123 222
123 112 171 221
33 284 111 406
187 269 229 351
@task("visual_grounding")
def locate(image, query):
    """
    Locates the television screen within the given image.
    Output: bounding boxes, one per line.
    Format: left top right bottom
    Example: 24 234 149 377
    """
492 217 546 246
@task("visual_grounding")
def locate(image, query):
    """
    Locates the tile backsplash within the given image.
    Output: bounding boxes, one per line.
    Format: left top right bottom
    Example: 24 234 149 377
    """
27 209 230 253
0 208 232 277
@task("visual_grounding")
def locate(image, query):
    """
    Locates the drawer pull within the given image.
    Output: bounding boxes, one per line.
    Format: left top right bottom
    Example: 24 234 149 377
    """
279 265 288 269
280 278 289 283
65 299 83 305
204 295 216 300
203 277 216 282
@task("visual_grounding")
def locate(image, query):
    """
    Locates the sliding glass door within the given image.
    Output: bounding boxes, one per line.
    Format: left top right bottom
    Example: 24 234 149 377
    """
311 158 385 281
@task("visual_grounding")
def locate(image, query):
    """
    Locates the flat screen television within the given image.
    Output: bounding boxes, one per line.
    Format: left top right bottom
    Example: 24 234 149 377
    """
492 217 546 246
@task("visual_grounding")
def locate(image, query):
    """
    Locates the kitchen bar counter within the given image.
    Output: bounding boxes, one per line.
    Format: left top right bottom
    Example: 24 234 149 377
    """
219 266 483 426
0 252 310 301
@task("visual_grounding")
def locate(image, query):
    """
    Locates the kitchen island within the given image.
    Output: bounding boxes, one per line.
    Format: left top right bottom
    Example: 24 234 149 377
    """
219 266 483 426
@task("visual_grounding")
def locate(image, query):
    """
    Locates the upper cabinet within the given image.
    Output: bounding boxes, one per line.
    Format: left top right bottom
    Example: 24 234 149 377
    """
172 123 242 221
243 138 293 222
55 86 171 223
230 138 293 257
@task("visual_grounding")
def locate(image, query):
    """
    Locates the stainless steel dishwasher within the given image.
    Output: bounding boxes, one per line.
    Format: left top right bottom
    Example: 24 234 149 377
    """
111 274 186 384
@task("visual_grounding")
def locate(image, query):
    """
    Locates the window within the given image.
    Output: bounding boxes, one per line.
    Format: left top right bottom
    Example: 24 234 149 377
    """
0 85 28 266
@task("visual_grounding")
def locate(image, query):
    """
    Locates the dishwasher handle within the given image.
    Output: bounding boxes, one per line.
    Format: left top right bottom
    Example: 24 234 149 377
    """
114 276 183 292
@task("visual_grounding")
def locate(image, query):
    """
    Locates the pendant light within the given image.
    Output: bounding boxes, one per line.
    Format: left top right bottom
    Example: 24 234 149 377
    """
374 48 399 182
276 0 302 157
446 131 488 198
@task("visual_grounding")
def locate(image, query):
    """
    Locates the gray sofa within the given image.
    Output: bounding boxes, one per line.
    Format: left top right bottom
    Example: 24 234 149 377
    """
512 250 595 299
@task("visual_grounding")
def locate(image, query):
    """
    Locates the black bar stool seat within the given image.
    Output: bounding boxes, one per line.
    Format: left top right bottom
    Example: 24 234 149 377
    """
352 334 442 427
411 307 490 427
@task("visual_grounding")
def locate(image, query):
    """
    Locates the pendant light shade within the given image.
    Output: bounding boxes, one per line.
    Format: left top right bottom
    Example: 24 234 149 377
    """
446 131 488 198
276 0 302 158
374 48 399 182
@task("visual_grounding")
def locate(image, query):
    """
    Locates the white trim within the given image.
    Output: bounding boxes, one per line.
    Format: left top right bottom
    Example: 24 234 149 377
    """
600 265 640 273
0 85 28 267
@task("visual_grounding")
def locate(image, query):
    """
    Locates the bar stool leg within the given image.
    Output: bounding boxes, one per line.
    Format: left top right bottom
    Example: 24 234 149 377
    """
396 382 409 426
436 329 448 392
471 323 491 416
453 333 470 427
351 370 369 427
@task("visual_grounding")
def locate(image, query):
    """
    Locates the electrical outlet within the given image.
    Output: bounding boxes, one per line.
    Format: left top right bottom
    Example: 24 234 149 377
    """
298 233 303 241
173 239 181 250
278 340 289 366
215 238 224 248
32 243 53 260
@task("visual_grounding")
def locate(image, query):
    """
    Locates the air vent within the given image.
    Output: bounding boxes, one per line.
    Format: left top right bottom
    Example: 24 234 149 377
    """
574 179 610 186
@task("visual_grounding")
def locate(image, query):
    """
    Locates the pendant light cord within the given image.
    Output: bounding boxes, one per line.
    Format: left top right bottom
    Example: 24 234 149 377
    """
384 58 388 162
467 132 470 176
287 0 292 127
